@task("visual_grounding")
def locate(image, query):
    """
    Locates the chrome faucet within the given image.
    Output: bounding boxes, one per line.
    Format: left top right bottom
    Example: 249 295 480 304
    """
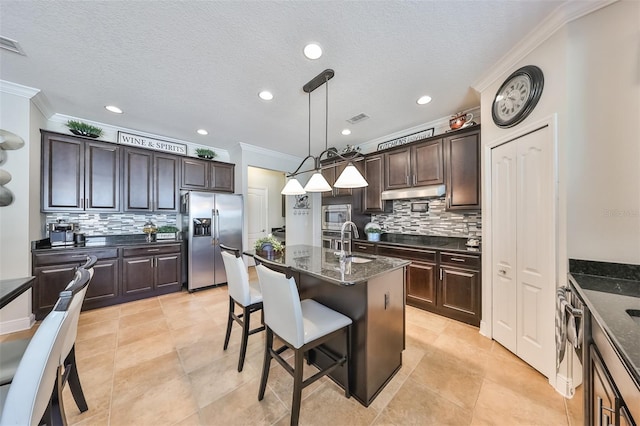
340 221 359 262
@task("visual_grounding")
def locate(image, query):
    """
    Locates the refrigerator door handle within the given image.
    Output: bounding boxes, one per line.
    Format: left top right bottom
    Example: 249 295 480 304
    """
212 209 217 245
215 209 220 244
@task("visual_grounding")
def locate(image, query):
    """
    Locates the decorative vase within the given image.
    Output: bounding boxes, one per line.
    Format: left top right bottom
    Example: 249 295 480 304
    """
367 233 381 242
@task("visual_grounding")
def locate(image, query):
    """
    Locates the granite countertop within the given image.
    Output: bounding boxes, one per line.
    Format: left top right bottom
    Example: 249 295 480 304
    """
32 234 182 251
354 233 481 254
568 259 640 384
247 244 410 286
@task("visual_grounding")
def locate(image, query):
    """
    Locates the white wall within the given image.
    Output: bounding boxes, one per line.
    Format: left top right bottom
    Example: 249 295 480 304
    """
247 166 285 233
566 0 640 264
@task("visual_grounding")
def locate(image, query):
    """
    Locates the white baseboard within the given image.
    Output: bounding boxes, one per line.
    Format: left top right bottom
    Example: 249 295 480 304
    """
0 314 35 335
555 372 576 398
479 320 491 338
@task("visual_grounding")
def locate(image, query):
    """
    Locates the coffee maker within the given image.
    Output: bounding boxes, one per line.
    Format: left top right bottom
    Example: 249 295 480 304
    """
48 220 77 245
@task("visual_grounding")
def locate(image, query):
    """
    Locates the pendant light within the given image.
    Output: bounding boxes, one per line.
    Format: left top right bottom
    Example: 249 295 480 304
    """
281 69 368 195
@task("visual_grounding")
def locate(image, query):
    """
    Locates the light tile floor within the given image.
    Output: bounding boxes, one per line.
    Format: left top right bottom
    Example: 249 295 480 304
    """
2 269 584 425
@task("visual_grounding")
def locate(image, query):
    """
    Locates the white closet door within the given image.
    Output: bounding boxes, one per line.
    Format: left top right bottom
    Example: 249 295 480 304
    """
491 125 555 379
515 127 555 379
491 141 518 353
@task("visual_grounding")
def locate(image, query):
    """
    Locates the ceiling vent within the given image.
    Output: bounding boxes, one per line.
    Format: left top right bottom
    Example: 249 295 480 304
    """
347 113 370 124
0 37 25 55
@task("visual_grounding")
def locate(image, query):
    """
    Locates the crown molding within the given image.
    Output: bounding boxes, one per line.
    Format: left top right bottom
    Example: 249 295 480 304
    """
31 91 55 118
472 0 617 93
0 80 40 98
237 141 303 163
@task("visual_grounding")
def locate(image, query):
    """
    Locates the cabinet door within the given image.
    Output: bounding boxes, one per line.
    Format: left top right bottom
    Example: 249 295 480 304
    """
122 257 154 294
84 259 119 304
123 148 153 211
384 148 411 190
33 264 77 320
210 162 235 192
181 158 209 189
412 139 444 186
440 266 480 326
41 133 84 211
406 261 437 311
85 141 120 211
363 155 388 213
155 253 181 290
590 347 617 426
154 153 180 212
321 166 336 198
333 161 352 196
445 131 480 210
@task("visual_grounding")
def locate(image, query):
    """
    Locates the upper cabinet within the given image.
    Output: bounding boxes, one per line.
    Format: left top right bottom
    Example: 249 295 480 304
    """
41 131 120 212
122 148 180 212
181 157 234 192
321 157 363 199
384 139 443 190
444 129 480 210
362 154 390 213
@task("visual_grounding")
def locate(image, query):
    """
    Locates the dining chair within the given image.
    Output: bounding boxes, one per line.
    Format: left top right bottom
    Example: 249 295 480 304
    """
0 267 91 426
220 244 265 372
0 255 96 415
254 255 352 426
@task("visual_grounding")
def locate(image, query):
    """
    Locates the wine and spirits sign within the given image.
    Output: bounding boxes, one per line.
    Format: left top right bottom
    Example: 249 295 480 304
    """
376 128 435 151
117 131 187 155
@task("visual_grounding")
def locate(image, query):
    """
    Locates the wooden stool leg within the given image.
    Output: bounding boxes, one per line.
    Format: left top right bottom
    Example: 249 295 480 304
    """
290 349 304 426
223 297 234 350
258 328 273 401
238 305 251 372
65 346 89 412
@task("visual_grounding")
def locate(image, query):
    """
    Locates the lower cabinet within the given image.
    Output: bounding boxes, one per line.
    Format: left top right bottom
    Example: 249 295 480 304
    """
122 244 182 297
32 242 182 319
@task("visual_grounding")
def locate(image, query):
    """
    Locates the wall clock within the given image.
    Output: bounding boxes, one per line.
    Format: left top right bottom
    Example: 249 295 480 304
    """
492 65 544 128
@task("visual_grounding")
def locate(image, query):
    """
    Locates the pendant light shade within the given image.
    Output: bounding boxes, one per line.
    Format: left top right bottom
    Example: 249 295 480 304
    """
281 178 306 195
304 171 332 192
333 162 368 188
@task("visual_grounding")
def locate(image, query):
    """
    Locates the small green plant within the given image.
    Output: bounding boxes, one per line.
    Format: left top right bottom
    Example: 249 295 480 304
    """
157 225 179 233
254 235 284 252
365 227 383 234
66 120 103 137
195 148 217 159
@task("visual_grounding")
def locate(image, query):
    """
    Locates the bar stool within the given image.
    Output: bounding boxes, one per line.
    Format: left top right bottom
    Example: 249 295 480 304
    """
254 255 352 426
220 244 265 372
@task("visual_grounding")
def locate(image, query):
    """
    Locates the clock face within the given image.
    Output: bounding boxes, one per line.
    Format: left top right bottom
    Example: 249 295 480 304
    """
492 65 544 128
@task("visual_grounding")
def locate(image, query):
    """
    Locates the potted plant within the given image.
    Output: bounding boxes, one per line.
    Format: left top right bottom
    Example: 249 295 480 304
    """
156 225 179 240
254 234 284 257
66 120 103 138
195 148 217 159
365 227 383 242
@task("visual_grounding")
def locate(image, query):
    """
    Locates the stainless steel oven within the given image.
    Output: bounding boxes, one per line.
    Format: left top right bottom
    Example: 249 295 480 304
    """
321 204 351 231
322 230 350 252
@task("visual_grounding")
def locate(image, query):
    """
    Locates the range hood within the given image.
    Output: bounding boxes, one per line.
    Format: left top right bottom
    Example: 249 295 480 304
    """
381 184 445 200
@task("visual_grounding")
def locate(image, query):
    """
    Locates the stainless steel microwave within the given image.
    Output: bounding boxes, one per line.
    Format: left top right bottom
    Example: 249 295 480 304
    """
321 204 351 230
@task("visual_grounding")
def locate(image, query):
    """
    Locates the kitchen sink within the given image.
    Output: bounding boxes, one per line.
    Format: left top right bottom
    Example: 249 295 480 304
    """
345 255 374 264
626 309 640 326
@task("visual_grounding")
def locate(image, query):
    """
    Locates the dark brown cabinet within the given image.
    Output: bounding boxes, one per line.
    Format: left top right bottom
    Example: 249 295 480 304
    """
384 139 443 190
362 154 390 213
181 157 234 192
444 130 480 210
32 248 120 320
123 148 180 212
122 244 182 296
41 131 120 212
321 158 362 198
439 252 481 326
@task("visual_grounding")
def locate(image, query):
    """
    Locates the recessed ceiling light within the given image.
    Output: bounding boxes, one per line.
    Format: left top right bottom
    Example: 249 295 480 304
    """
303 43 322 60
105 105 123 114
259 91 274 101
341 129 351 136
197 129 208 135
416 96 432 105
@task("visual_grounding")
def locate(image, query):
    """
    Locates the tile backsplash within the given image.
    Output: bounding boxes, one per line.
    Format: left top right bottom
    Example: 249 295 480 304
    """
371 197 481 238
44 213 179 236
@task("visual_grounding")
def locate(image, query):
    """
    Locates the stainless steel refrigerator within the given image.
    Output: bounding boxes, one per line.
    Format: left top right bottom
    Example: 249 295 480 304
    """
182 192 243 291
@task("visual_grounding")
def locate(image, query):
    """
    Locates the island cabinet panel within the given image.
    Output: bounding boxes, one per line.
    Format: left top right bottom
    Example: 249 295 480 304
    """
297 268 405 407
181 158 235 192
444 130 480 210
32 248 120 320
41 131 120 212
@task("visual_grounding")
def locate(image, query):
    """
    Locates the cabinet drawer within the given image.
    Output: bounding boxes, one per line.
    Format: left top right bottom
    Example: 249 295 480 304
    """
377 244 436 262
352 242 376 254
122 244 181 258
440 252 480 269
33 248 119 266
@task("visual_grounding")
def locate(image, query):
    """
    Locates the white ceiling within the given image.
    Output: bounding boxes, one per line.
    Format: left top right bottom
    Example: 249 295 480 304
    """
0 1 566 158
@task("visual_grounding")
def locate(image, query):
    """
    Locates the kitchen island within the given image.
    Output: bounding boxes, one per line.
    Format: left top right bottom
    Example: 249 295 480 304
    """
247 244 410 407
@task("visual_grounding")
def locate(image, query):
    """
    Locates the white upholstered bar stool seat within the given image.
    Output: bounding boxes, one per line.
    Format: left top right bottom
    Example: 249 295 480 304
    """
254 256 352 426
